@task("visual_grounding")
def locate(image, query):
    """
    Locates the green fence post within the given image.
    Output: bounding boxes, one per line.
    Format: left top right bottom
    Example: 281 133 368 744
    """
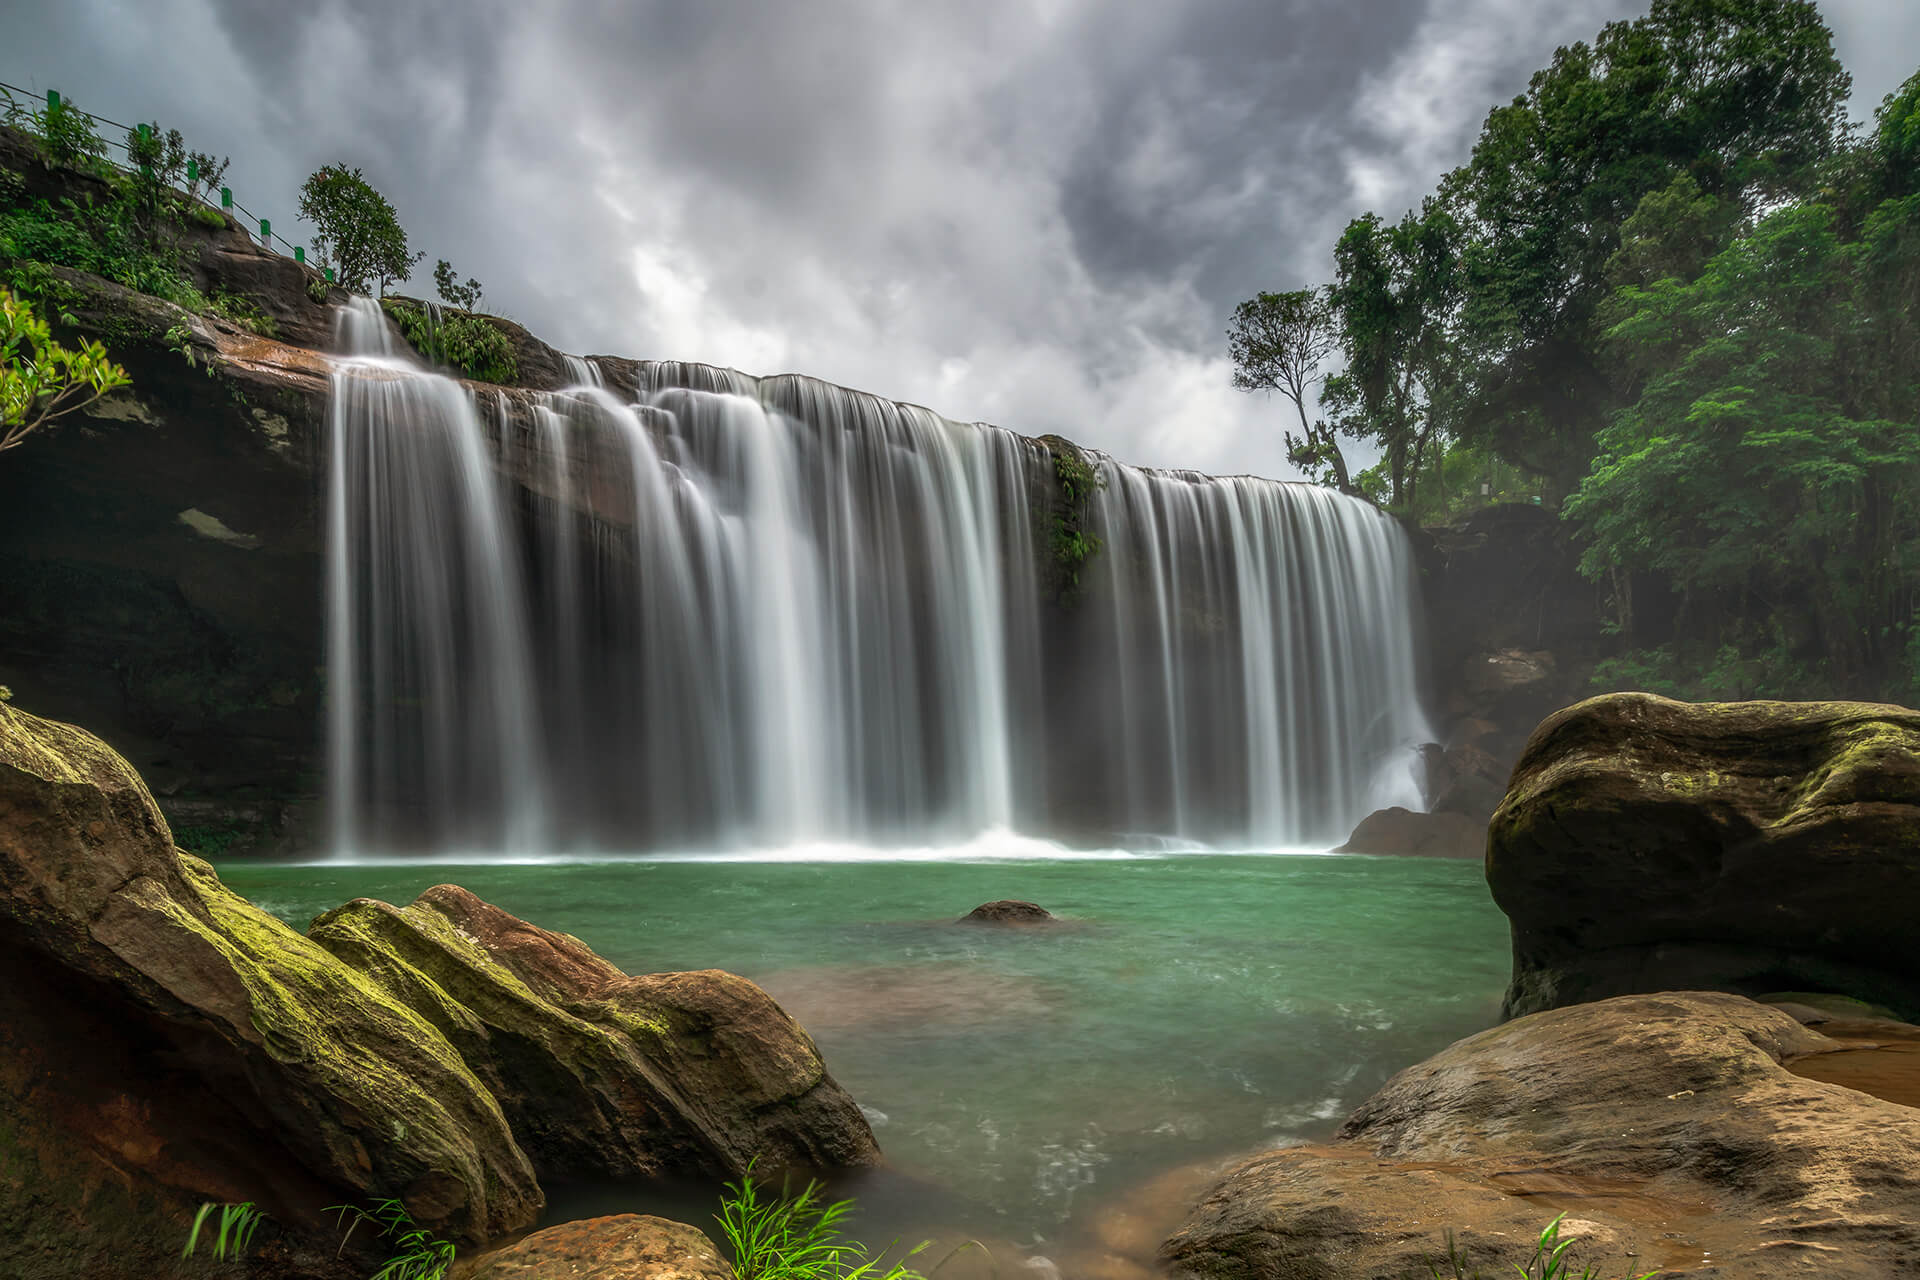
324 267 334 283
46 90 59 110
259 217 270 244
220 187 232 209
187 157 198 183
294 247 305 264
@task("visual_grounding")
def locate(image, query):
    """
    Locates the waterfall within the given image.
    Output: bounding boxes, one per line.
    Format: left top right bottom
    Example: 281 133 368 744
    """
326 300 1431 854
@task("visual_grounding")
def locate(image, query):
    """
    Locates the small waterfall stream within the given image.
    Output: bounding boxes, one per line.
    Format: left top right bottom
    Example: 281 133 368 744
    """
326 298 1431 854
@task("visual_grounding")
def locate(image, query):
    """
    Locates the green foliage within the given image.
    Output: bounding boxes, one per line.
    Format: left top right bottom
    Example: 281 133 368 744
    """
1045 439 1106 602
205 289 277 337
1321 201 1463 513
1 284 131 454
1590 643 1816 702
182 1200 264 1261
432 259 482 310
1567 190 1920 694
328 1199 455 1280
189 205 228 231
1870 69 1920 202
1444 0 1851 494
1422 1213 1655 1280
716 1164 936 1280
29 95 110 175
381 297 517 384
299 166 422 296
1228 287 1351 492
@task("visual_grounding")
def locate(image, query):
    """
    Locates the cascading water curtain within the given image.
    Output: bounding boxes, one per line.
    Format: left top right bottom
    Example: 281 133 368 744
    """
326 321 1431 856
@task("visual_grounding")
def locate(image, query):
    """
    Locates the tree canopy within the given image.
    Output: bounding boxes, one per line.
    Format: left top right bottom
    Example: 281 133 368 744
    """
298 166 422 296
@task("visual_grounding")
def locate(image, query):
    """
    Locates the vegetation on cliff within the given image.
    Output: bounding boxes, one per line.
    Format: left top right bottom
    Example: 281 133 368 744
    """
1233 0 1920 701
0 283 128 452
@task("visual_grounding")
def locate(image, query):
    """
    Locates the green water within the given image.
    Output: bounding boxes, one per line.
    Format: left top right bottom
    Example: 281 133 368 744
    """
216 852 1508 1245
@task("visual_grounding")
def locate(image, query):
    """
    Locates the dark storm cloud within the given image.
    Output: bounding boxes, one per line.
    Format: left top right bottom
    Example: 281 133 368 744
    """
4 0 1915 478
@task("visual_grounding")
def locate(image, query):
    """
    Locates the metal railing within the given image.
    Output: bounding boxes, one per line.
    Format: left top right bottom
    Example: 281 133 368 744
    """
0 79 334 282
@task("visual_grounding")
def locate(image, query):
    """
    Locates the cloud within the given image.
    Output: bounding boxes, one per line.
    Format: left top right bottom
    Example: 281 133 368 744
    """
4 0 1914 482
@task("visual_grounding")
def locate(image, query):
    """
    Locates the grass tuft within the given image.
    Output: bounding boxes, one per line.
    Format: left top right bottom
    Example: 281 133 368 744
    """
182 1200 264 1261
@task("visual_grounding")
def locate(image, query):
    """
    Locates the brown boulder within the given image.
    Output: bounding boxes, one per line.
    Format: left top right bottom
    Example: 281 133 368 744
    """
310 884 881 1183
1489 692 1920 1020
957 899 1057 924
0 701 541 1279
464 1214 732 1280
1333 806 1483 859
1163 992 1920 1279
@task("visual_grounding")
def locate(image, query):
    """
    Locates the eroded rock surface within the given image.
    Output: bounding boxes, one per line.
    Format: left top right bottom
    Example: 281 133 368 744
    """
1163 991 1920 1280
1489 692 1920 1019
958 899 1057 924
310 886 881 1183
463 1214 732 1280
0 700 541 1278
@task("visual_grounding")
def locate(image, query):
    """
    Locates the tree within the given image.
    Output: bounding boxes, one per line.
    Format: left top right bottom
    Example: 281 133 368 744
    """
1568 194 1920 692
297 166 423 295
433 259 483 311
1 287 131 454
1445 0 1851 499
1322 201 1464 514
1227 287 1351 492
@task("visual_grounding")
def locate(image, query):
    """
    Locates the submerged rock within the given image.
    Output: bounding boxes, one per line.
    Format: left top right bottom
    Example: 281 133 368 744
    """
958 899 1057 924
464 1214 732 1280
1163 991 1920 1279
0 700 540 1277
1333 806 1483 858
1490 692 1920 1019
311 885 881 1183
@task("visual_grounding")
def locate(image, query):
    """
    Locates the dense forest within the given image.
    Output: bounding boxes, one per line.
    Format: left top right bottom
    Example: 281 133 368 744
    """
1230 0 1920 702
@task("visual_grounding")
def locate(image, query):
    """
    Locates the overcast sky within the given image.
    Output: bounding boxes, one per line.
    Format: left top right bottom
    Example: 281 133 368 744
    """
5 0 1916 480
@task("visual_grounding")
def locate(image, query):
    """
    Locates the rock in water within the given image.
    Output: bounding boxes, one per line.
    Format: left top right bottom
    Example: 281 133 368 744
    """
466 1214 732 1280
0 700 541 1278
310 884 881 1182
958 899 1057 924
1334 806 1484 858
1162 991 1920 1280
1489 692 1920 1019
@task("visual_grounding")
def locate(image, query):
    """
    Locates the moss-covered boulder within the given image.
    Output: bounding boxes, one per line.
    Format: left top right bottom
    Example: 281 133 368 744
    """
310 884 880 1185
1489 692 1920 1019
0 701 542 1279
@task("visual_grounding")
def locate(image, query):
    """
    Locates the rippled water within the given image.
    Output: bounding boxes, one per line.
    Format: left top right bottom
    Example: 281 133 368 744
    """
217 851 1507 1250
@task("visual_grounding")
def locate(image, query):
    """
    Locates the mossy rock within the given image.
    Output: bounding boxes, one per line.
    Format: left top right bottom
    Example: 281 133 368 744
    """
310 885 881 1183
1489 692 1920 1020
0 700 541 1278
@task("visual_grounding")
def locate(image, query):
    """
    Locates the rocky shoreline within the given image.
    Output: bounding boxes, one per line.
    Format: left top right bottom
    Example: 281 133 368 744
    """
8 686 1920 1278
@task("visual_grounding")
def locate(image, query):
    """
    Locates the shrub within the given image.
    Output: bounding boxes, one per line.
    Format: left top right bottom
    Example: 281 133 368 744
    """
382 296 517 384
1 284 131 454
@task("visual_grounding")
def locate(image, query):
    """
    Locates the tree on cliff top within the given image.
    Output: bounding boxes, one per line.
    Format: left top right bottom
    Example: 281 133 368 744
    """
298 166 422 296
1 286 130 455
1227 287 1353 494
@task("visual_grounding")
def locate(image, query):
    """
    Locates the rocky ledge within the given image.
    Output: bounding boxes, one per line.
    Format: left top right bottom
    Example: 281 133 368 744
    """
1164 990 1920 1279
0 697 876 1280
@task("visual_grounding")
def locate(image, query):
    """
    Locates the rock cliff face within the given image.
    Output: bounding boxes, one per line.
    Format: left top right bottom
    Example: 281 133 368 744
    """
0 697 876 1280
1489 692 1920 1021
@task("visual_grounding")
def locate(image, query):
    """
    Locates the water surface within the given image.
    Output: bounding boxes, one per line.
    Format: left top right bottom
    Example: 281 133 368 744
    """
218 851 1506 1248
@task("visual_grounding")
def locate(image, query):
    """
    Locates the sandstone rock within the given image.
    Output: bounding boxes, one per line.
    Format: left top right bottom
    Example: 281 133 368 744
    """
1163 992 1920 1280
465 1214 732 1280
1490 692 1920 1020
0 700 541 1279
1333 806 1483 859
958 899 1057 924
310 885 881 1183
